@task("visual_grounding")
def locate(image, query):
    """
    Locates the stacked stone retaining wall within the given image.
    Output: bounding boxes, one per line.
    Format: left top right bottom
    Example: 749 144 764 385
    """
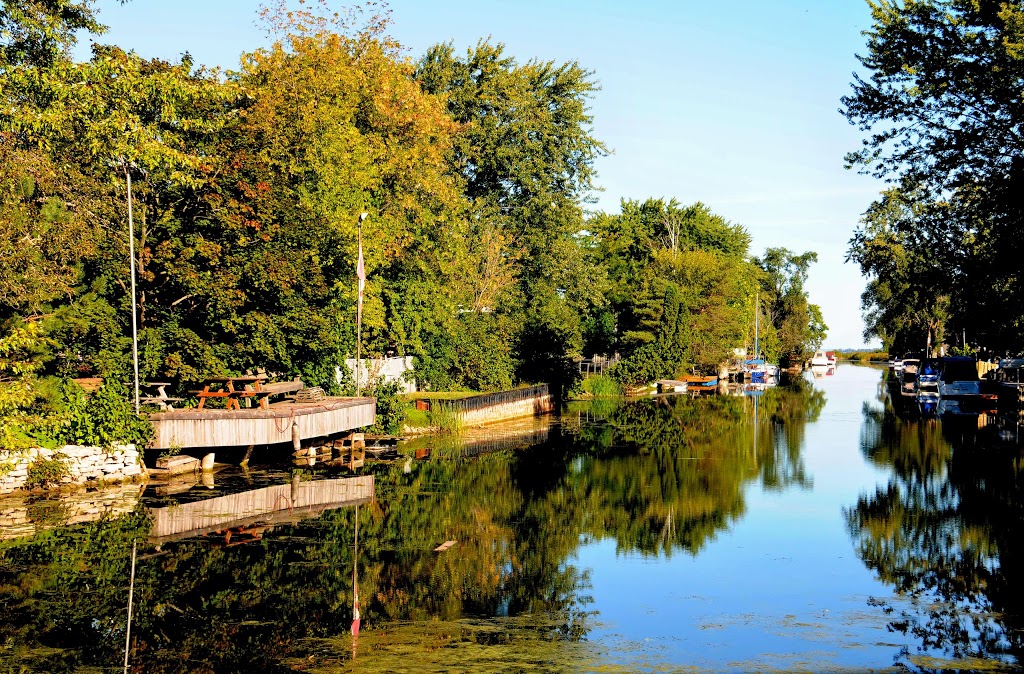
0 445 145 495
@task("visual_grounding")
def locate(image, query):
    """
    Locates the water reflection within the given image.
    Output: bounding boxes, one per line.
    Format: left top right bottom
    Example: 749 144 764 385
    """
0 382 828 672
847 373 1024 670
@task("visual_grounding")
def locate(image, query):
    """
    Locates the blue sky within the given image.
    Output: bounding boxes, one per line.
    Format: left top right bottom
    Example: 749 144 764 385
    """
77 0 882 348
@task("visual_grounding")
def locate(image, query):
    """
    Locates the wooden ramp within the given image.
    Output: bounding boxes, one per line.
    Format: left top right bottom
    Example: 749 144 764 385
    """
148 475 373 543
148 397 375 450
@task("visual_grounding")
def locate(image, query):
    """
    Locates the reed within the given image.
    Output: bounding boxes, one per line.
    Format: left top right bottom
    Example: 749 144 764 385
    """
428 402 464 435
586 374 623 398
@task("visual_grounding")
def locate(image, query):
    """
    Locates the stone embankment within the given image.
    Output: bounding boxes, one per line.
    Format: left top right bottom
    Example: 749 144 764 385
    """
0 445 145 495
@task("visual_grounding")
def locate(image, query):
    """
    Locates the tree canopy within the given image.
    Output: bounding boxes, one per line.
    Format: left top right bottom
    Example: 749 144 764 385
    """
843 0 1024 354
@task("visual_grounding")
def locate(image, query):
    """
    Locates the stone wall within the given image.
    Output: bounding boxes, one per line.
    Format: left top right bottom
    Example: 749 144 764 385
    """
0 445 145 495
0 483 144 540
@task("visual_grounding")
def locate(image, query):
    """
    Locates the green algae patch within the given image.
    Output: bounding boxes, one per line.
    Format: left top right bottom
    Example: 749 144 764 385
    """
907 654 1017 672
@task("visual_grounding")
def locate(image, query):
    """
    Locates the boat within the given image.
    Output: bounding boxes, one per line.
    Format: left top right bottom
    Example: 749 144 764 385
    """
915 358 940 395
809 350 829 368
742 292 780 384
898 358 920 396
826 351 837 366
994 358 1024 407
937 356 980 398
684 375 718 387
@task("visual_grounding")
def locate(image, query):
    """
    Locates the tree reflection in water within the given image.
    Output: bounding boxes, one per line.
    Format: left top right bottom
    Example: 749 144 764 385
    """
847 381 1024 670
0 382 824 672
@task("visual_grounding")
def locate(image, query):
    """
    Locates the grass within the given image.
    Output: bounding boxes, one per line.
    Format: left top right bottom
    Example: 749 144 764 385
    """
842 350 889 362
586 374 623 397
428 402 464 435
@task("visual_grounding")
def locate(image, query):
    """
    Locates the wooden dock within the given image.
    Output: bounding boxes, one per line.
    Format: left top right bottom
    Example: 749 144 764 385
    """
148 475 373 543
148 397 376 450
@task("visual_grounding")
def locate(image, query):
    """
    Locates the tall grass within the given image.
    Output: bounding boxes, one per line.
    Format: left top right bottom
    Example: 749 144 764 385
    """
585 374 623 398
428 402 464 435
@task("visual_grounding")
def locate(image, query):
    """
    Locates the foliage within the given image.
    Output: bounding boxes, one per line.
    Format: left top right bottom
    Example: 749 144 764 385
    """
843 0 1024 354
59 379 153 448
0 0 828 442
753 247 826 360
589 199 767 385
24 451 69 489
366 379 404 435
582 374 621 398
428 401 464 434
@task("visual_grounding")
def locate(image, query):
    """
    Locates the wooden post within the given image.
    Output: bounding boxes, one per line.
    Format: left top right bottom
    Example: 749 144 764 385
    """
292 422 301 454
241 444 254 467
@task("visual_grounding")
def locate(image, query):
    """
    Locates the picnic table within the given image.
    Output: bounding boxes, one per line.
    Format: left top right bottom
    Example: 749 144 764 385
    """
140 381 184 411
191 376 271 411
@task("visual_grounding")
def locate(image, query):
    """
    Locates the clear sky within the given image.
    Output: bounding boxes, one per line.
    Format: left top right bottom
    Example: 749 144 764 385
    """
76 0 883 348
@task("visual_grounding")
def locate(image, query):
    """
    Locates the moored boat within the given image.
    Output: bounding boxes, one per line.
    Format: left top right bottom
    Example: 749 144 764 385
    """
937 356 980 398
809 350 828 368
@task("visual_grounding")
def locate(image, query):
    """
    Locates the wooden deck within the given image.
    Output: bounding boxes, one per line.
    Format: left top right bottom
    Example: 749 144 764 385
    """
148 475 373 543
148 397 376 450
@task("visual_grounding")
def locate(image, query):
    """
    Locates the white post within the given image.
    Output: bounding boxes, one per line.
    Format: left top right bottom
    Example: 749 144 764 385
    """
126 167 140 413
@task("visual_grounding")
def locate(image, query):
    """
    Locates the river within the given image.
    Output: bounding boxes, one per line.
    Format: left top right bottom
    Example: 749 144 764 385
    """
1 364 1021 672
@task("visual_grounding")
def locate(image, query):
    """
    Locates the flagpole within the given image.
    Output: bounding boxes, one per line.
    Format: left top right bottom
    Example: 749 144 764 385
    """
356 212 367 396
125 164 140 414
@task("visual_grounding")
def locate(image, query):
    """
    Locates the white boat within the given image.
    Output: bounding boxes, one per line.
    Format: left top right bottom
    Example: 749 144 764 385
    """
898 358 920 396
810 351 829 368
826 351 837 366
937 357 980 398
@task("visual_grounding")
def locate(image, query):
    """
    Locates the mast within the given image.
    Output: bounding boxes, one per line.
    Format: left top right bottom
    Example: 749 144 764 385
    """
754 292 759 359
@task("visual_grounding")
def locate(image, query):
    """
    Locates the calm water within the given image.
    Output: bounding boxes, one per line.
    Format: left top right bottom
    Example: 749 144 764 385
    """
2 364 1022 672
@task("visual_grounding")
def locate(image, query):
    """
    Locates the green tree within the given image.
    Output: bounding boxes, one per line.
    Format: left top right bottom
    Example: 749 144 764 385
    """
843 0 1024 353
754 247 827 361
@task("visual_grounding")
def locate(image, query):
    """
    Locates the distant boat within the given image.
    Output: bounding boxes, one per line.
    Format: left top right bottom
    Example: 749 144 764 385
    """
899 358 920 396
684 375 719 387
810 351 829 368
826 351 837 366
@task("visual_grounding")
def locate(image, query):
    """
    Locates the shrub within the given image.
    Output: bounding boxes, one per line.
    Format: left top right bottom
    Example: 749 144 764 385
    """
59 379 154 448
25 453 69 489
367 380 405 435
584 374 622 398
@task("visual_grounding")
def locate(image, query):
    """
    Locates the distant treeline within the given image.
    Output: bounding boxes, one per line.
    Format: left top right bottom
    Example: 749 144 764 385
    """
0 1 823 448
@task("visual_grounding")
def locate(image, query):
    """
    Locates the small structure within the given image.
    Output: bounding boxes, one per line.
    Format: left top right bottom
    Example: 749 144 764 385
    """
148 397 376 450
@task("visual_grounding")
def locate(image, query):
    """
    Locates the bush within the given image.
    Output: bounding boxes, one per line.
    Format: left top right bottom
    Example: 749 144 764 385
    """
366 380 405 435
59 379 154 448
584 374 622 398
25 453 69 489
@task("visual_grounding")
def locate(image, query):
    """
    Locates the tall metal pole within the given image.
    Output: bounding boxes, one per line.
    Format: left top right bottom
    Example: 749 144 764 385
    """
355 216 363 397
126 167 140 413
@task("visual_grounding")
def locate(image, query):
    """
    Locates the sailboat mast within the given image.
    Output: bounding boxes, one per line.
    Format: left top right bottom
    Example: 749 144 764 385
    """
754 292 759 359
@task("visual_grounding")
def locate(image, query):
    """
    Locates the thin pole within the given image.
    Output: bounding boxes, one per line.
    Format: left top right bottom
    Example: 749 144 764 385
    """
126 167 140 413
123 540 137 674
355 218 362 397
754 292 759 359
